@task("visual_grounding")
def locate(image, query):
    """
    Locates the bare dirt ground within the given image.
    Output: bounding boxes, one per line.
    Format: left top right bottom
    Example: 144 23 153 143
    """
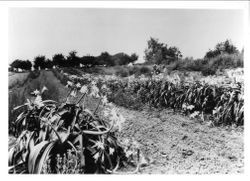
117 107 244 174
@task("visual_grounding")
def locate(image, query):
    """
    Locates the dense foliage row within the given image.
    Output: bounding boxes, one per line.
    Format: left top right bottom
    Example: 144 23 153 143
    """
60 69 244 126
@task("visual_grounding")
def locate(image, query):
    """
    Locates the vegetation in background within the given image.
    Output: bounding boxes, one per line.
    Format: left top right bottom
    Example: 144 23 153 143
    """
34 55 53 70
144 37 182 65
167 52 243 76
9 59 32 71
204 39 239 59
10 51 139 71
9 38 243 77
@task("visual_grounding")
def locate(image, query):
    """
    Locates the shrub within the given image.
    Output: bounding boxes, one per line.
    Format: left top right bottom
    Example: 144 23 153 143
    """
204 39 239 59
207 53 243 69
201 67 216 76
115 68 129 77
166 53 243 74
128 66 139 76
139 66 151 75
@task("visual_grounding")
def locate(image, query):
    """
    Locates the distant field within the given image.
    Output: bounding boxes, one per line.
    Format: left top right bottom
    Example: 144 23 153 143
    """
9 72 30 89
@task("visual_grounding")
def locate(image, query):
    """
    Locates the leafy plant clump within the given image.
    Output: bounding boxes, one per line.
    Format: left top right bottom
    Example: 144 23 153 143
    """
62 70 244 127
9 82 142 174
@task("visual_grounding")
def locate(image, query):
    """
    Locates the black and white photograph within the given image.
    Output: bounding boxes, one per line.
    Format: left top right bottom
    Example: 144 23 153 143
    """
4 1 249 176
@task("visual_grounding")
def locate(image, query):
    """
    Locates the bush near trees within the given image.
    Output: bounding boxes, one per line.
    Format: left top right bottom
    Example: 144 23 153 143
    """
81 55 97 67
204 39 239 59
97 52 113 66
111 53 138 66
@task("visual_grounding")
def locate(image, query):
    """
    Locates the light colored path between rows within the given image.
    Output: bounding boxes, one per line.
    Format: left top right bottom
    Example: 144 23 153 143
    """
118 107 244 174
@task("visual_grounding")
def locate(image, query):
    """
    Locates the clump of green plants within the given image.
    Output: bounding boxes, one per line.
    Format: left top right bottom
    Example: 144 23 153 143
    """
115 68 129 77
9 81 142 174
62 69 244 127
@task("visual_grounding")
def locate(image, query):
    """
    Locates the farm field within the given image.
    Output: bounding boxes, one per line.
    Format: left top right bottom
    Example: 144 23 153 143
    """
7 6 246 175
8 69 244 174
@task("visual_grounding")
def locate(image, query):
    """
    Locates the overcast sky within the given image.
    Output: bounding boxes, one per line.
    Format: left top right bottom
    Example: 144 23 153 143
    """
9 8 244 63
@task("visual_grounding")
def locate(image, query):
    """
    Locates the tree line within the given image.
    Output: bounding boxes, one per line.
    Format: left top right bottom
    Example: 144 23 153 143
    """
9 37 240 71
9 51 139 71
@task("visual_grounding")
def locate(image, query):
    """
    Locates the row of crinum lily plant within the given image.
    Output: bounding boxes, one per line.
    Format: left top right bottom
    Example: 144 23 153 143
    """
62 69 244 127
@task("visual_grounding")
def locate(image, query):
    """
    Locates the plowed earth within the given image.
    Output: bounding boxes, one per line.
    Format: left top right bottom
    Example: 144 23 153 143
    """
118 107 243 174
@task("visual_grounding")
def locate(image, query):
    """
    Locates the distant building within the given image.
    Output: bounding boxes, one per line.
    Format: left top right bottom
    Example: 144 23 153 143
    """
17 68 23 72
127 63 133 67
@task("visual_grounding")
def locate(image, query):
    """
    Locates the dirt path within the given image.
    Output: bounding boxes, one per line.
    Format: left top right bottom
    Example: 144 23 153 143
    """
118 107 244 174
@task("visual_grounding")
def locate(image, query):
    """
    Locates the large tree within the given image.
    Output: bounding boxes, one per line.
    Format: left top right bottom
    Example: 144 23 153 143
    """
130 53 139 63
111 53 138 66
10 59 32 71
66 51 81 67
97 52 113 66
44 59 53 69
34 55 46 70
52 53 66 67
22 60 32 70
144 37 182 64
10 59 23 70
81 55 97 66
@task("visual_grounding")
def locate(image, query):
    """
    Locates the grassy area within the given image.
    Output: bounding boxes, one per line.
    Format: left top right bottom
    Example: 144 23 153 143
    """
60 65 153 77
